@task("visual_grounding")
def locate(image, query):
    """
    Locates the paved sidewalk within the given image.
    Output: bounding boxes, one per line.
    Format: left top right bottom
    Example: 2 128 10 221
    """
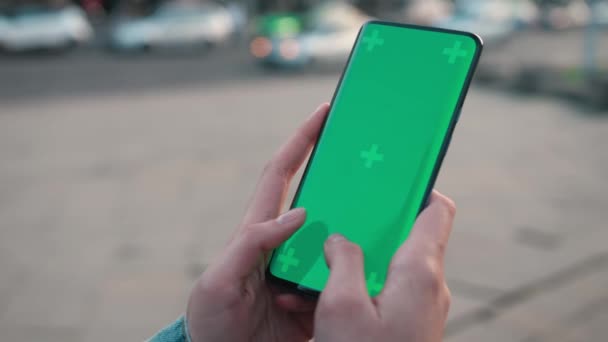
0 76 607 341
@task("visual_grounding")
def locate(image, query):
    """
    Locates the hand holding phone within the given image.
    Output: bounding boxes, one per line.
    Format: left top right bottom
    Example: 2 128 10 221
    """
186 105 331 342
315 191 455 342
184 103 457 342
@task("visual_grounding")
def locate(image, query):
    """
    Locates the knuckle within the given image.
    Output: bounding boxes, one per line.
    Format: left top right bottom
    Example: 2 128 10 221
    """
443 284 452 314
435 239 449 258
237 226 265 250
295 119 318 143
196 273 236 301
339 241 363 258
410 257 443 294
262 159 276 176
438 195 457 219
196 277 242 309
262 158 276 173
239 225 258 241
392 255 444 295
318 293 364 317
263 157 290 180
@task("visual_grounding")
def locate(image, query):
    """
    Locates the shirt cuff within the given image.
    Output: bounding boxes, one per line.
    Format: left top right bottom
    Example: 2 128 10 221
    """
147 316 192 342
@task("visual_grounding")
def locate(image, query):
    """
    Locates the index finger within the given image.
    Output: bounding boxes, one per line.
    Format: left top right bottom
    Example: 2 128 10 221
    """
241 103 329 226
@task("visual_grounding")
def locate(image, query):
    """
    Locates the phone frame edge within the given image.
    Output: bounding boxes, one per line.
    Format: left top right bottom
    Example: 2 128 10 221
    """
265 20 484 299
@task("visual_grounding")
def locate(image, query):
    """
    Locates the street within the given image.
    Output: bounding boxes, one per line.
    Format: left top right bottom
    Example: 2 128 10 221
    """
0 44 342 104
1 29 605 104
1 31 608 341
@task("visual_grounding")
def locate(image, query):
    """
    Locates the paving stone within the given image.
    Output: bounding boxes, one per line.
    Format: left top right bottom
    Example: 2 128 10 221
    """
0 265 99 330
447 254 608 342
0 324 81 342
494 261 608 342
1 72 607 342
448 294 487 322
446 315 531 342
82 269 190 342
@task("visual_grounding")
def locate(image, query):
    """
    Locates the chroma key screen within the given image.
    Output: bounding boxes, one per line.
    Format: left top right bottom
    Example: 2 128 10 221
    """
269 21 482 296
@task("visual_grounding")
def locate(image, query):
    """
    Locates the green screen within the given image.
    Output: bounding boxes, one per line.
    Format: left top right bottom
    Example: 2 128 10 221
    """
269 22 480 296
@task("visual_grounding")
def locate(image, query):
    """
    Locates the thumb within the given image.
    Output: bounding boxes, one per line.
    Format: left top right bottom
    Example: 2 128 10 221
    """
213 208 307 282
319 235 372 314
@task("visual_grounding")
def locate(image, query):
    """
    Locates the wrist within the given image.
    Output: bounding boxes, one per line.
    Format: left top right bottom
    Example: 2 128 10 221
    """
147 316 190 342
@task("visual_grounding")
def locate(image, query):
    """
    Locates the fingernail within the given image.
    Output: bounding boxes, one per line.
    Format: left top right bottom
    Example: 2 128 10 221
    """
277 208 305 224
327 234 346 243
308 103 328 120
315 103 328 112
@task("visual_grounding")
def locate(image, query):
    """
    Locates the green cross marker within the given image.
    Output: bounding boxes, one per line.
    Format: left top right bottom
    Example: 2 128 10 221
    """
360 144 384 168
367 272 383 293
278 247 300 272
443 41 468 64
362 30 384 52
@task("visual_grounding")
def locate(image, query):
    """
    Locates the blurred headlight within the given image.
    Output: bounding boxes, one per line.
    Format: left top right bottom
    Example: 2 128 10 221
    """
279 39 300 60
250 36 272 58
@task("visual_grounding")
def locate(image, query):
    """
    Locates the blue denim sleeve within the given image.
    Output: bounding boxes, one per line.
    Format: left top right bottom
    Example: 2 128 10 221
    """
147 316 192 342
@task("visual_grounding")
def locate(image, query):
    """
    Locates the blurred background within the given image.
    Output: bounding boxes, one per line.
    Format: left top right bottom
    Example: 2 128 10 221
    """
0 0 607 341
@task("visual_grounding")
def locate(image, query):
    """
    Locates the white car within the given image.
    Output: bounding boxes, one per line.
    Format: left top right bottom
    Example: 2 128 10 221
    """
108 3 243 51
0 5 92 52
540 0 591 30
594 1 608 26
302 2 371 64
435 0 539 44
400 0 454 26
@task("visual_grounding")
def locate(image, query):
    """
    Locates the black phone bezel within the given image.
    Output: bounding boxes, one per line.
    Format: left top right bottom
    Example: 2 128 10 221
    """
265 20 483 299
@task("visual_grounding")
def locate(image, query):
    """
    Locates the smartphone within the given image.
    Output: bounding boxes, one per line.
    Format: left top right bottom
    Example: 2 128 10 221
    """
267 21 482 297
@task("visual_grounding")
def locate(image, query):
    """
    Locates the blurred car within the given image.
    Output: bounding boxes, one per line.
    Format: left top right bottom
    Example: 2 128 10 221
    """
399 0 453 26
435 0 539 44
0 5 92 53
108 3 244 52
539 0 591 30
253 12 304 39
250 2 370 68
594 1 608 26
